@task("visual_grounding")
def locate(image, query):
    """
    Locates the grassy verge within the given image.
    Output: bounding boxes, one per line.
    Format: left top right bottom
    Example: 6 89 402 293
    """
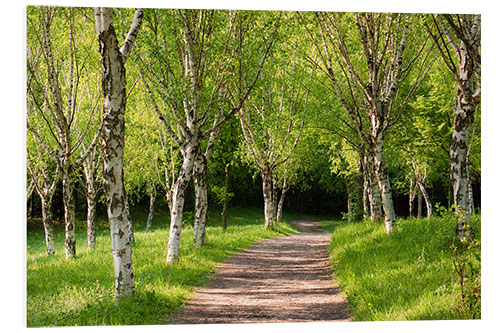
27 207 300 327
322 212 481 321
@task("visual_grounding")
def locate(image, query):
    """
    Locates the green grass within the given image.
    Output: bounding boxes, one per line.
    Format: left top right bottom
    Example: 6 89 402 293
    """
323 213 481 321
27 207 300 327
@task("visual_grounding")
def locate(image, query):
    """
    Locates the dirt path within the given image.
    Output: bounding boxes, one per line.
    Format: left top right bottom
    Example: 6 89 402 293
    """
169 220 351 324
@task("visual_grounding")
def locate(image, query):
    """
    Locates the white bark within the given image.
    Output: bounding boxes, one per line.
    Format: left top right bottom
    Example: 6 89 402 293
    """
40 196 55 256
193 147 208 247
125 191 134 243
408 178 416 218
450 97 474 239
363 175 369 218
417 180 432 218
449 36 479 240
86 189 97 248
166 141 197 263
428 15 480 241
276 178 288 223
365 153 382 221
262 167 274 229
62 166 76 259
373 138 396 233
146 183 156 232
95 7 143 299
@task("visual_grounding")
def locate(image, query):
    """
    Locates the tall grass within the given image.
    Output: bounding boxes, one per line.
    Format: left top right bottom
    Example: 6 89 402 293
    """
323 212 481 321
26 207 300 327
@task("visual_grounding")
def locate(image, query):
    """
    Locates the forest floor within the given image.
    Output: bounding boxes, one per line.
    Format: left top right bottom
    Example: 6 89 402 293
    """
168 220 351 324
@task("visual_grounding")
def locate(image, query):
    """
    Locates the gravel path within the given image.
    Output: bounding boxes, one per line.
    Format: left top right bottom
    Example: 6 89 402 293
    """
169 220 351 324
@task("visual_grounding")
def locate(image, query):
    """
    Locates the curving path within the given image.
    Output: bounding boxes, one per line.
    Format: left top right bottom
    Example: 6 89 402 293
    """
169 220 351 324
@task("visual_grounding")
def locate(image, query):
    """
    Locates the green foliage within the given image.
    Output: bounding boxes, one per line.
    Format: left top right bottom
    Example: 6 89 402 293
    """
211 185 235 205
27 207 299 327
327 214 481 320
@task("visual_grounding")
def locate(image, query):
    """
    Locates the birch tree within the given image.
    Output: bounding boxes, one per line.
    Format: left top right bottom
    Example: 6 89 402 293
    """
136 9 277 262
27 6 102 258
94 7 143 299
26 133 60 256
303 12 434 232
426 14 480 241
238 66 308 228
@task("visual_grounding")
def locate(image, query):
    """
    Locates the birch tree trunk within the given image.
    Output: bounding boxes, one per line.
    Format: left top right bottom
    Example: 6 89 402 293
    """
62 166 76 259
125 191 134 243
417 180 432 218
362 176 369 219
262 167 274 229
372 138 396 233
450 94 474 239
193 147 208 247
272 175 278 221
409 178 416 219
166 142 197 263
276 178 288 223
95 7 143 299
427 14 480 241
449 36 478 239
86 182 98 249
145 183 156 232
40 196 55 256
365 153 383 221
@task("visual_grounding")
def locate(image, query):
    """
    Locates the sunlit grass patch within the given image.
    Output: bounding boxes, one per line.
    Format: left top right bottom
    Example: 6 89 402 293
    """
26 207 301 327
327 214 481 321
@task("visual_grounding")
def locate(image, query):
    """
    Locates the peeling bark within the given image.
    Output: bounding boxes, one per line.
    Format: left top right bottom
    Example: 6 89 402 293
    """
450 95 474 239
427 14 480 241
125 191 134 244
